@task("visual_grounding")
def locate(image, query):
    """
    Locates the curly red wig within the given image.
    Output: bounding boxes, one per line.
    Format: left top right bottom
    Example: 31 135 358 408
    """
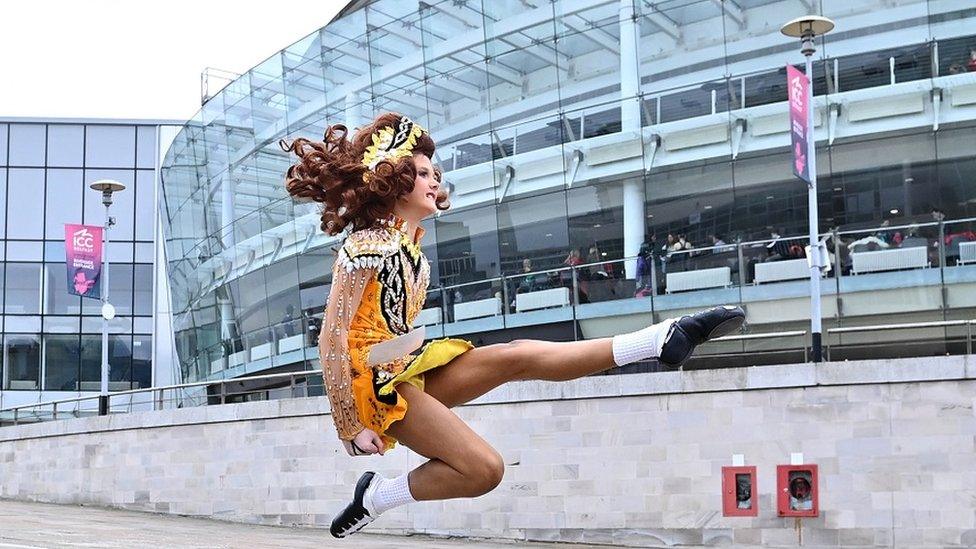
279 112 450 236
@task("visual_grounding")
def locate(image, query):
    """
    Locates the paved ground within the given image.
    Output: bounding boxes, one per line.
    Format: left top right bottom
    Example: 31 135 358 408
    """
0 499 602 548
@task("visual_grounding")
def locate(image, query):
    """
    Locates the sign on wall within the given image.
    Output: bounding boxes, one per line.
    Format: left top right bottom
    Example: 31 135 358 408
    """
64 224 103 299
786 64 811 186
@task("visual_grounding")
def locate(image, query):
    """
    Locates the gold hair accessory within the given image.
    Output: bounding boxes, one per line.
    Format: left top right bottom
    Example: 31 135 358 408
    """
361 116 426 171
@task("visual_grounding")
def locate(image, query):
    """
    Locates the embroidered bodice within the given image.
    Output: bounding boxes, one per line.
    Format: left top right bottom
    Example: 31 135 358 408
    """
319 213 430 440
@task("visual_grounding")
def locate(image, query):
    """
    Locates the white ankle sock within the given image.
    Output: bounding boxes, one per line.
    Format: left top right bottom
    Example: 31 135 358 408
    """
364 472 416 516
611 318 677 366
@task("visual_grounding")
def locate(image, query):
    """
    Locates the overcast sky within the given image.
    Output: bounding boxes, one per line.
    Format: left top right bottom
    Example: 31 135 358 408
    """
0 0 346 121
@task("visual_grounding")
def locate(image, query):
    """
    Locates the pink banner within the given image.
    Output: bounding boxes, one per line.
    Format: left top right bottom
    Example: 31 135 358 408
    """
64 224 103 299
787 64 811 186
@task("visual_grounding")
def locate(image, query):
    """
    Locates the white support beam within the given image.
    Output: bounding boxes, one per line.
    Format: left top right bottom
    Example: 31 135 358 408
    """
452 51 523 87
498 36 562 68
561 16 620 55
713 0 745 28
428 75 482 102
641 2 681 41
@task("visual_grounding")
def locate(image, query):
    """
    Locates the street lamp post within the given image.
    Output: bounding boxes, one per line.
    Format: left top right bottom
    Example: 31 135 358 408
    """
89 179 126 416
781 15 834 363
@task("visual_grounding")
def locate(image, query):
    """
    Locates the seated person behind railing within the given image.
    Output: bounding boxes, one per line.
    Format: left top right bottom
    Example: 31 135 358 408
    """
872 219 894 245
764 230 801 261
849 235 889 253
516 258 548 294
709 234 734 254
587 245 613 278
968 48 976 72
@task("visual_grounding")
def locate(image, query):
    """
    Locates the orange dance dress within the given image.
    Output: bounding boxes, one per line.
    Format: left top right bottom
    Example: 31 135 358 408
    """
319 213 472 450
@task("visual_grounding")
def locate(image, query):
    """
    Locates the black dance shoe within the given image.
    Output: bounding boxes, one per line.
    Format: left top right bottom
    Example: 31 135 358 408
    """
330 471 377 538
658 305 745 369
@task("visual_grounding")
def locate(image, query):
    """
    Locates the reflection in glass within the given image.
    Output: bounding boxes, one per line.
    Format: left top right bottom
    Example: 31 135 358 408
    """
5 263 42 314
43 334 81 391
4 334 40 390
735 473 752 509
788 471 813 511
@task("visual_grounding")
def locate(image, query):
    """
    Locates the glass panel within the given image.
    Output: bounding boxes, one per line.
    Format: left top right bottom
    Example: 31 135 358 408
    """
85 125 136 168
136 126 157 169
227 268 269 336
0 123 7 165
6 316 41 333
4 263 42 314
4 334 40 390
483 1 559 117
435 204 500 287
45 168 84 238
419 0 489 131
297 246 334 316
44 316 80 333
8 124 46 167
135 242 154 262
0 169 6 238
735 473 753 510
264 257 301 340
47 125 85 167
44 263 82 314
82 263 132 316
497 190 569 276
7 241 43 261
135 170 156 240
7 168 45 239
134 264 153 316
132 335 151 389
79 334 133 390
43 334 81 391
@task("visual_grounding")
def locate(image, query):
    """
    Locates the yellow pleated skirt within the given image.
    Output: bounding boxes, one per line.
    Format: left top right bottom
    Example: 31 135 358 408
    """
351 337 473 450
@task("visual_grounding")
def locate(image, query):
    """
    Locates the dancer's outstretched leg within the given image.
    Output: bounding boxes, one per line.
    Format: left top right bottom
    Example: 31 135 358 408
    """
330 383 504 537
424 305 745 408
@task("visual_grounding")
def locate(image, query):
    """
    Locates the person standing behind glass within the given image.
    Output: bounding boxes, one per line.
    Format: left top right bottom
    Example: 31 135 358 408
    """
635 237 656 297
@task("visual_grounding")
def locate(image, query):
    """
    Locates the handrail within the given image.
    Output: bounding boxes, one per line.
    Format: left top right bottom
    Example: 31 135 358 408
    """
7 318 976 424
827 320 974 334
0 368 322 416
711 330 808 342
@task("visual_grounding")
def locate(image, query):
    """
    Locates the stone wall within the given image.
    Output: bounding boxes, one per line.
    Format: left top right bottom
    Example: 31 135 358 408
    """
1 356 975 547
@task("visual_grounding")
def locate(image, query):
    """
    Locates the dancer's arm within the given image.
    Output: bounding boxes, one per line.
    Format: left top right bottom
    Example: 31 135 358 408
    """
320 259 373 441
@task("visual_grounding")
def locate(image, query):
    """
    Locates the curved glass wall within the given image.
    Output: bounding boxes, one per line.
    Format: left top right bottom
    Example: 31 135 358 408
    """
160 0 976 383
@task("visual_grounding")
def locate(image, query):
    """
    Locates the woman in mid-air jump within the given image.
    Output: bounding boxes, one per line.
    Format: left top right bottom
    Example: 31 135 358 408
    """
280 112 745 538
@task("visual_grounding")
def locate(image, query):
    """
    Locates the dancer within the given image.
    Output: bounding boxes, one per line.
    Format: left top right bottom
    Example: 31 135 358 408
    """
280 112 745 538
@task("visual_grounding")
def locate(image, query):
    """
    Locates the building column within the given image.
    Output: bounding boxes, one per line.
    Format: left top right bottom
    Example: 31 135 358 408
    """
219 172 236 343
621 0 645 279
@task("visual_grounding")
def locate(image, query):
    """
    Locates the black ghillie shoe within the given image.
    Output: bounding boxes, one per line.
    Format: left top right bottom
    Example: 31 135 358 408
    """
658 305 746 369
330 471 377 538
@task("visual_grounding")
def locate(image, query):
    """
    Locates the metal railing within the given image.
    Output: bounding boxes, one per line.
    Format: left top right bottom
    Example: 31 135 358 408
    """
6 322 976 428
167 215 976 383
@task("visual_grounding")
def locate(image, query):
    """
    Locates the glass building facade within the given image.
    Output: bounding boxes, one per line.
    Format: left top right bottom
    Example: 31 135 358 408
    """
0 120 163 409
160 0 976 384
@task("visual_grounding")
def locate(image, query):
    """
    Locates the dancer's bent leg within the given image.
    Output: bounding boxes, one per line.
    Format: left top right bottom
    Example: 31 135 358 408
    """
330 383 503 538
384 382 505 500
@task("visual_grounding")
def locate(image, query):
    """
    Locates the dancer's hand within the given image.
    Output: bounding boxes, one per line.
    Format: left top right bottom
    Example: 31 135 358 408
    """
342 428 385 457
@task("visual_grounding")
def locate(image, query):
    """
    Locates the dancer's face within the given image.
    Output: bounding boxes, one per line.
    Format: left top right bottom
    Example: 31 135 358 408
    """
400 153 439 219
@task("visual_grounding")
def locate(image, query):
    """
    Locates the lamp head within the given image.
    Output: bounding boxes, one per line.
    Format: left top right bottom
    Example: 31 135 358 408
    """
90 179 126 206
780 16 834 38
